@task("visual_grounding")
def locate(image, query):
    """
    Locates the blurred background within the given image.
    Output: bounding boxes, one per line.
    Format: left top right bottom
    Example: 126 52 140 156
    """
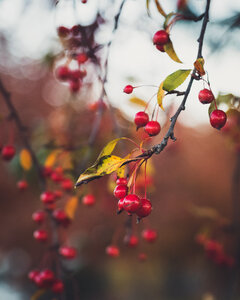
0 0 240 299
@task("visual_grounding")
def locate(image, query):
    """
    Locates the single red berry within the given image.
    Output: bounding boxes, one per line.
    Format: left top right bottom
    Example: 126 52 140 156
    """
210 109 227 130
59 246 77 259
39 269 55 285
114 184 128 199
55 66 70 81
82 194 95 206
124 235 139 248
123 85 134 94
142 229 157 243
42 166 52 177
69 80 80 93
34 274 46 288
117 198 125 213
204 240 223 259
82 0 87 3
145 121 161 136
123 194 141 213
53 209 70 227
70 25 81 36
106 245 120 257
198 89 214 104
28 269 40 282
136 198 152 218
156 44 165 52
61 178 73 191
51 279 64 294
134 111 149 128
33 229 48 242
40 191 55 204
17 180 28 191
32 210 46 224
51 171 63 183
153 30 169 45
116 178 128 185
138 252 147 262
1 145 15 161
57 26 70 38
77 53 88 64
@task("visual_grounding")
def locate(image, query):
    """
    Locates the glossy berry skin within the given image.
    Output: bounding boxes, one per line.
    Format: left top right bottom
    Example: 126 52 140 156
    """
28 269 39 282
134 111 149 128
123 194 141 213
1 145 15 161
17 180 28 191
124 235 139 248
53 209 70 227
57 26 70 38
59 246 77 259
61 178 73 191
123 85 133 94
116 178 128 185
106 245 120 257
52 279 64 294
82 194 95 206
145 121 161 136
210 109 227 130
33 229 48 242
142 229 157 243
39 269 55 285
114 184 128 199
156 44 165 52
77 53 88 64
136 198 152 218
117 198 124 212
198 89 214 104
40 191 55 204
56 66 69 81
153 30 169 45
32 210 45 224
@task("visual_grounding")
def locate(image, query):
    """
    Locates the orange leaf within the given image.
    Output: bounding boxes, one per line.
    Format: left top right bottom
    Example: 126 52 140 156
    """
20 149 32 171
194 58 205 76
65 196 78 219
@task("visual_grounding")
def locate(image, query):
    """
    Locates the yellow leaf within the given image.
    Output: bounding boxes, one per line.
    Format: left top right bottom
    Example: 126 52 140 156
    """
146 0 151 16
194 58 205 76
65 196 78 219
98 137 127 159
157 82 165 110
154 0 167 17
20 149 32 171
44 150 60 167
164 40 182 63
129 97 147 108
31 289 45 300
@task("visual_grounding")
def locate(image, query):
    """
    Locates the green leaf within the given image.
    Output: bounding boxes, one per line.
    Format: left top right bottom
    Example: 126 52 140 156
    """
163 69 191 91
154 0 167 17
164 40 182 63
97 137 126 159
157 82 165 110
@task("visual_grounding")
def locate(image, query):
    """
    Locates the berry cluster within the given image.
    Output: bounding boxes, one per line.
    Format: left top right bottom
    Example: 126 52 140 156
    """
196 234 234 267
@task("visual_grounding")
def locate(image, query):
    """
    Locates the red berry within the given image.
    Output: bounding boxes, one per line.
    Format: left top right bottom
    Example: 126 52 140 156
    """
138 252 147 262
124 235 139 248
114 184 128 199
145 121 161 136
82 194 95 206
57 26 70 38
69 69 82 81
210 109 227 130
136 198 152 218
33 229 48 242
17 180 28 191
34 274 46 288
28 269 39 281
123 85 134 94
156 44 165 52
82 0 87 3
117 198 124 212
142 229 157 243
32 210 46 224
134 111 149 128
123 194 141 213
69 80 80 93
61 178 73 191
42 166 52 177
40 191 55 204
55 66 70 81
52 279 64 294
39 269 55 285
54 189 63 199
153 30 169 45
51 171 63 182
204 240 222 259
77 53 88 64
116 178 128 185
59 246 77 259
106 245 120 257
198 89 214 104
53 209 70 227
1 145 15 161
70 25 81 36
